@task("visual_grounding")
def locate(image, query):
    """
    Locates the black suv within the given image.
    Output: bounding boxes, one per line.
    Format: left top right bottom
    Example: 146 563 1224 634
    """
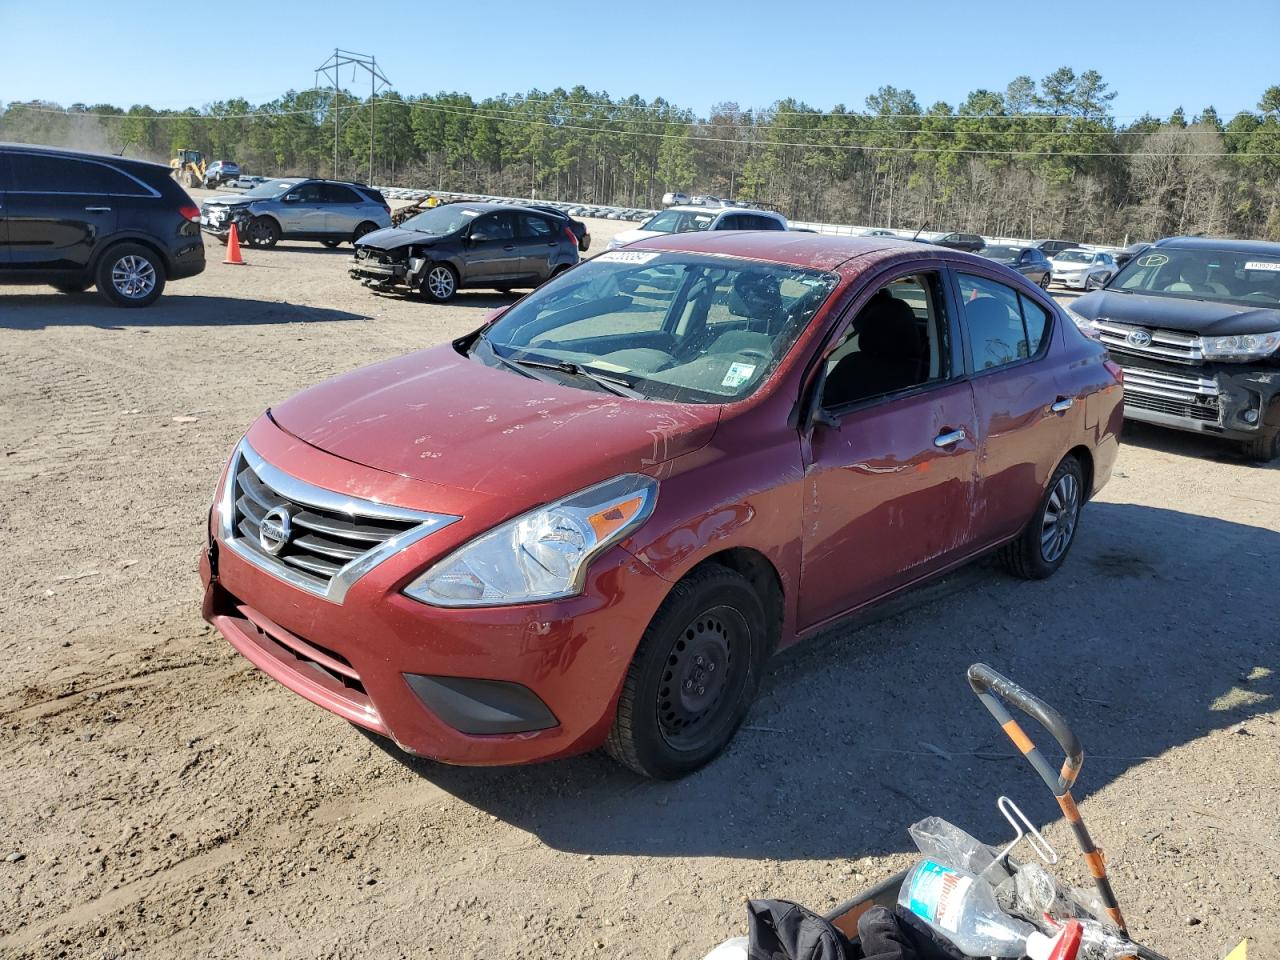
0 143 205 307
350 202 580 302
934 232 985 252
1068 237 1280 460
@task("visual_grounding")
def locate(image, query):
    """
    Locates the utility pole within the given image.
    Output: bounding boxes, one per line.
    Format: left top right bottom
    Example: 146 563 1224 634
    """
315 48 390 183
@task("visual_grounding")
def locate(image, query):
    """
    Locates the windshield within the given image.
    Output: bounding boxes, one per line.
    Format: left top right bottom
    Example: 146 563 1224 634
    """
641 209 717 234
982 246 1023 264
1109 248 1280 305
399 204 485 235
473 251 840 403
240 179 297 199
1055 250 1092 263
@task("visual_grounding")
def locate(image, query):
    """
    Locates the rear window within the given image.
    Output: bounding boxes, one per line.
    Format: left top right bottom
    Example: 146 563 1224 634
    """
357 187 386 206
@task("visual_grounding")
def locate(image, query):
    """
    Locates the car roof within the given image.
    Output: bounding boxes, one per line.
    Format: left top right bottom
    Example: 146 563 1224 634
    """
628 230 936 272
662 204 782 218
0 140 171 172
1153 236 1280 255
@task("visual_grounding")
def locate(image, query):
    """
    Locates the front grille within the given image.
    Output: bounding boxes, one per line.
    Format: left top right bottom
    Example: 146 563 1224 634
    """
1125 391 1221 423
1119 365 1219 402
1095 320 1203 364
233 459 418 590
220 440 459 603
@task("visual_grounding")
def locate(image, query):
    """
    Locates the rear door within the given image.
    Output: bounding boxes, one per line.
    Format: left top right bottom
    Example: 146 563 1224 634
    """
950 270 1075 547
4 151 122 271
516 213 560 280
321 183 363 237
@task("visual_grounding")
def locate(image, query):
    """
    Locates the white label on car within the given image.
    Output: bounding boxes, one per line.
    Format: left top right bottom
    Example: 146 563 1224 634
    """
587 359 629 373
460 209 481 218
597 251 660 264
722 362 757 388
1136 254 1168 267
1244 260 1280 272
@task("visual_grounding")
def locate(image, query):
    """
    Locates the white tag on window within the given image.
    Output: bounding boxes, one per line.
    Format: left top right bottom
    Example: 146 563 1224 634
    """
596 251 660 264
722 362 757 388
1244 260 1280 272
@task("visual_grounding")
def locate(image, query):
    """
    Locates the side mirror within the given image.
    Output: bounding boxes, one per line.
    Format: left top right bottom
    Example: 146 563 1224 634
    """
812 407 842 431
283 193 301 203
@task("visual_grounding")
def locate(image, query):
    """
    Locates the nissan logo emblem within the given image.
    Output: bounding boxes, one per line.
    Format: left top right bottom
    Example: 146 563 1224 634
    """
259 505 293 555
1126 328 1153 348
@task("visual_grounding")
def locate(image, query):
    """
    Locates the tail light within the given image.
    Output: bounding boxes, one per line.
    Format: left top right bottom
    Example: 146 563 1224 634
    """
382 204 391 215
564 226 577 245
178 204 201 223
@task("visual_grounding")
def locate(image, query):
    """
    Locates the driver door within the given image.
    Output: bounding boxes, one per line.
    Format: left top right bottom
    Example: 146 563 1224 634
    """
464 212 519 282
798 267 979 630
280 182 326 235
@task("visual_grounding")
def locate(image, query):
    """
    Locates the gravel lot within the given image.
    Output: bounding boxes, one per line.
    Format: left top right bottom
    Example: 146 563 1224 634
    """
1 192 1276 960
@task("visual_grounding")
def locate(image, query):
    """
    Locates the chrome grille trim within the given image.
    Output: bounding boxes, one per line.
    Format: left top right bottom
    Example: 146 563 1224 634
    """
1119 365 1219 403
1095 320 1203 363
216 439 459 604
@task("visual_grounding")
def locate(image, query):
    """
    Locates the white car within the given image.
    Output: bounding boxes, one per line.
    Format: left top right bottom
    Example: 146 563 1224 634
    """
1050 249 1117 290
661 191 690 206
608 205 788 250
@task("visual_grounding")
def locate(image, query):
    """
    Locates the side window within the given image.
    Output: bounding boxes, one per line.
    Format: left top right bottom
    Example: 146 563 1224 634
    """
293 182 325 202
8 154 148 195
472 212 515 240
518 214 554 239
957 273 1052 371
323 184 361 204
716 214 743 230
821 273 949 409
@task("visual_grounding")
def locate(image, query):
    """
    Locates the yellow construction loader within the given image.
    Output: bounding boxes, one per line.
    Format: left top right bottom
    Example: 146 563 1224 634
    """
170 149 207 188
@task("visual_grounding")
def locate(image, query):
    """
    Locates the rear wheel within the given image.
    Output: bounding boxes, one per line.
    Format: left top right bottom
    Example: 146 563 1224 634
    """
95 243 166 308
1038 273 1051 290
352 222 378 243
1000 455 1084 580
605 564 766 779
321 239 342 248
421 263 458 303
51 280 92 294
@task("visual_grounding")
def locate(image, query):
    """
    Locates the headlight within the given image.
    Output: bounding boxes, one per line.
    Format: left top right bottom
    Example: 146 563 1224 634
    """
403 474 658 607
1200 330 1280 361
1065 306 1101 338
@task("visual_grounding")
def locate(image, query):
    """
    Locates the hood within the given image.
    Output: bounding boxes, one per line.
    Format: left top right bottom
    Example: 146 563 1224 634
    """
269 344 720 499
1072 289 1280 336
203 194 254 208
611 227 661 247
355 226 446 251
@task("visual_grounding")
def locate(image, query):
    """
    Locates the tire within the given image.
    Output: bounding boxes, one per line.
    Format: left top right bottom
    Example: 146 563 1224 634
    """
321 239 342 248
246 216 280 248
95 243 167 308
420 263 458 303
1038 273 1051 290
352 221 378 243
605 564 767 779
1000 455 1084 580
1239 402 1280 462
51 280 92 294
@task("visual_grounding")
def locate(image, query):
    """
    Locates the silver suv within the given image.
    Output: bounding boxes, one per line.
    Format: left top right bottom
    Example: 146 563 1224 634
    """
200 178 392 248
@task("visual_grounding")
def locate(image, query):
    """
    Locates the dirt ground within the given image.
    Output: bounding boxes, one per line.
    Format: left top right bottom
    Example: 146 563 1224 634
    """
1 191 1277 960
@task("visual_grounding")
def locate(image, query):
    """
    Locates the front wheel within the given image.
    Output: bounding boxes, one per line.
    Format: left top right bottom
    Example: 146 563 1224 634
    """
1000 455 1084 580
245 216 280 248
1038 273 1051 290
420 263 458 303
95 244 167 308
1240 402 1280 462
52 280 92 294
605 564 767 779
321 239 342 248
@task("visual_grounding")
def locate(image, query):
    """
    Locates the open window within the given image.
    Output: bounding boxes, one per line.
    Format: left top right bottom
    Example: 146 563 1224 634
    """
820 273 951 410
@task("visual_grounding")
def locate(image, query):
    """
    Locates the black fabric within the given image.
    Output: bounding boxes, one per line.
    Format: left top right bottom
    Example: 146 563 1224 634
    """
854 906 967 960
823 293 925 406
747 899 854 960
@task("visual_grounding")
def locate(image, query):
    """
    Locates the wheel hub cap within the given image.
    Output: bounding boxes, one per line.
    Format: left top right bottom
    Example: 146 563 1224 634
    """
111 256 156 299
428 268 453 298
1040 472 1080 562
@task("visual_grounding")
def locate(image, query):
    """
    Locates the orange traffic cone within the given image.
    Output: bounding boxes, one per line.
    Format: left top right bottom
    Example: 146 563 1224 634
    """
223 223 245 265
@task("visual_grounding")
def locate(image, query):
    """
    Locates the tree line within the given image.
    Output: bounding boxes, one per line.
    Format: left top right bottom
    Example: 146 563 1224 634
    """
3 68 1280 244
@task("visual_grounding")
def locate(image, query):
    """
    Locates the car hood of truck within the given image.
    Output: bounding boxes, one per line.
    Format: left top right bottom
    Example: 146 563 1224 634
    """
1072 289 1280 336
355 227 447 252
268 344 720 498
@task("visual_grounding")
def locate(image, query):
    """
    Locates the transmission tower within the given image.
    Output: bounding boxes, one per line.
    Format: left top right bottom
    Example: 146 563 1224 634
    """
315 48 391 183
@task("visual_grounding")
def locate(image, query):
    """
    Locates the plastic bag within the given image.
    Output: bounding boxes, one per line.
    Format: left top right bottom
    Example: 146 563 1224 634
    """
908 817 998 877
994 861 1112 930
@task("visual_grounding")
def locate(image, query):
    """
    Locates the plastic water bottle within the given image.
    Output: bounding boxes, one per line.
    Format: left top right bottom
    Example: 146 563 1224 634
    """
899 859 1062 958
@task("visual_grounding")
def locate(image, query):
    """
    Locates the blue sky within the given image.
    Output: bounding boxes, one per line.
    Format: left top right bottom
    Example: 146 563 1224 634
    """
2 0 1276 120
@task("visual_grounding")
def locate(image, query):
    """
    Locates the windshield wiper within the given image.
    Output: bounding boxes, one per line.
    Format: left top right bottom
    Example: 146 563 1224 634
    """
511 356 644 399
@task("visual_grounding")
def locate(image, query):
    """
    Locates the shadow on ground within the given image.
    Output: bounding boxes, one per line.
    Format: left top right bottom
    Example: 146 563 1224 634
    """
367 501 1278 860
1120 420 1279 470
0 293 369 330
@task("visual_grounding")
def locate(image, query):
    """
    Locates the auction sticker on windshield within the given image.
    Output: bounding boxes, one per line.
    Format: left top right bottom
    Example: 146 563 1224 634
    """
722 362 756 389
597 251 660 264
1136 254 1169 267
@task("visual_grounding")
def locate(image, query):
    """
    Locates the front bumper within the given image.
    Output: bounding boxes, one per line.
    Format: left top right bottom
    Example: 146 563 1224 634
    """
200 423 669 766
349 252 423 289
1116 356 1280 441
1052 272 1090 289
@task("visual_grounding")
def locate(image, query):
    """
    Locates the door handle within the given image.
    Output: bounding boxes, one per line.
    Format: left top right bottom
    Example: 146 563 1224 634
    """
503 244 514 251
84 206 112 212
934 428 966 448
1050 397 1075 414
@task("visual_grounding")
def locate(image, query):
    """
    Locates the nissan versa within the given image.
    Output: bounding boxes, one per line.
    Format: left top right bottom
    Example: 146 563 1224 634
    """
201 233 1122 779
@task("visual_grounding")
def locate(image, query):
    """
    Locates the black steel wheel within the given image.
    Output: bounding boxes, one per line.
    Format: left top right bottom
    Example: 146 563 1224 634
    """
606 564 767 779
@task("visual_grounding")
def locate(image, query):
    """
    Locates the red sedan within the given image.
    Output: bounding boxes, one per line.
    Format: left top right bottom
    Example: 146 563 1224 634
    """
201 232 1122 779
